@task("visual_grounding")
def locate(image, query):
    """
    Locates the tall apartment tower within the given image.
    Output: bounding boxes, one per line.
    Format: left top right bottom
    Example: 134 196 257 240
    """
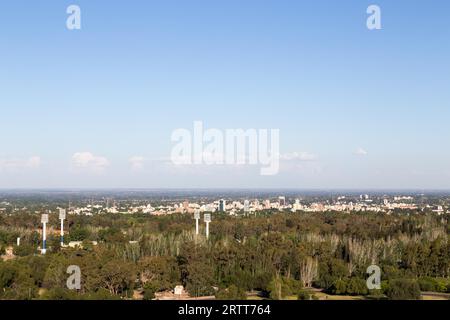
243 200 250 212
219 199 226 212
278 196 286 207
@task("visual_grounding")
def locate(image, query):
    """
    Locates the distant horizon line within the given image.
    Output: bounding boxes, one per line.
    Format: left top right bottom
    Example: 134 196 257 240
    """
0 187 449 192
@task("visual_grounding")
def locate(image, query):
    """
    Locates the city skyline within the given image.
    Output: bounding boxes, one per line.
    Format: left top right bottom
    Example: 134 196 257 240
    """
1 0 450 189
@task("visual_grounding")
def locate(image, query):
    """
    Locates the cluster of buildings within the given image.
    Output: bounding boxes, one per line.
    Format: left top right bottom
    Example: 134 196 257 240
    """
57 194 448 217
0 194 448 218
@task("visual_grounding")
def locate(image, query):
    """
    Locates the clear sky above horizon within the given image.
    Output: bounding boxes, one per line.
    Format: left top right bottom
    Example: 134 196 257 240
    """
1 0 450 189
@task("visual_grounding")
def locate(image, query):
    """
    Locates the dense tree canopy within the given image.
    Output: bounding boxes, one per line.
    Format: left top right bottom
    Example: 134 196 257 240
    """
0 211 449 300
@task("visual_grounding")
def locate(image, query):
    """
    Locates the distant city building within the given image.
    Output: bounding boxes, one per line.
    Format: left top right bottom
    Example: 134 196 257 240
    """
219 199 226 212
433 206 444 215
293 199 302 212
243 200 250 212
106 198 114 208
278 196 286 207
13 193 431 219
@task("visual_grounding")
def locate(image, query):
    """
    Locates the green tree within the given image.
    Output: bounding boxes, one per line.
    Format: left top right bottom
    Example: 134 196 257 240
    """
346 278 368 296
69 227 90 241
185 260 215 297
138 256 179 290
143 282 160 300
267 276 295 300
99 260 136 296
385 279 421 300
215 285 247 300
13 244 37 257
331 279 347 295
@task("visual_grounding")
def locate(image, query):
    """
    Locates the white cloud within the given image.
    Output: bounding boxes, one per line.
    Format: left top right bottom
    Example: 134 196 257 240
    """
26 156 41 168
279 152 317 161
71 152 109 173
129 156 145 171
275 152 321 175
354 148 368 156
0 156 41 172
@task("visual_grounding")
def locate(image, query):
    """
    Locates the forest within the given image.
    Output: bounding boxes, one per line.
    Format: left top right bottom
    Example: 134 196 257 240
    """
0 210 449 300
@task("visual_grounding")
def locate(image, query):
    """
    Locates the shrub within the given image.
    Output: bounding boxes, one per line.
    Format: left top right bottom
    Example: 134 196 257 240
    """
268 277 300 300
13 244 37 257
434 278 449 293
215 285 247 300
143 282 160 300
297 290 313 300
385 279 421 300
83 288 121 300
330 279 347 295
346 278 368 296
40 288 79 300
418 277 438 292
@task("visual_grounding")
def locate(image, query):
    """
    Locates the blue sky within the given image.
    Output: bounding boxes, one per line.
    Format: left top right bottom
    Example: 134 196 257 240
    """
1 0 449 189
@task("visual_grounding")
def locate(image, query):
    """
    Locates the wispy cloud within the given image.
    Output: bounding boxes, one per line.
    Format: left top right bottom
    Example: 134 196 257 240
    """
278 152 322 175
26 156 41 168
71 152 109 174
354 148 368 156
279 152 317 161
0 156 41 172
129 156 145 171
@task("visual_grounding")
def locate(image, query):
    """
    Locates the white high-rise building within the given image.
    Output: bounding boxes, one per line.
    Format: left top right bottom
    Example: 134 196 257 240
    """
243 200 250 212
293 199 301 212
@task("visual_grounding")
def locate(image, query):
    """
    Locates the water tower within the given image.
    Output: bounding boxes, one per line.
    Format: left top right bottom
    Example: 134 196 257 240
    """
194 209 200 235
59 209 66 246
204 213 211 239
41 214 49 254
